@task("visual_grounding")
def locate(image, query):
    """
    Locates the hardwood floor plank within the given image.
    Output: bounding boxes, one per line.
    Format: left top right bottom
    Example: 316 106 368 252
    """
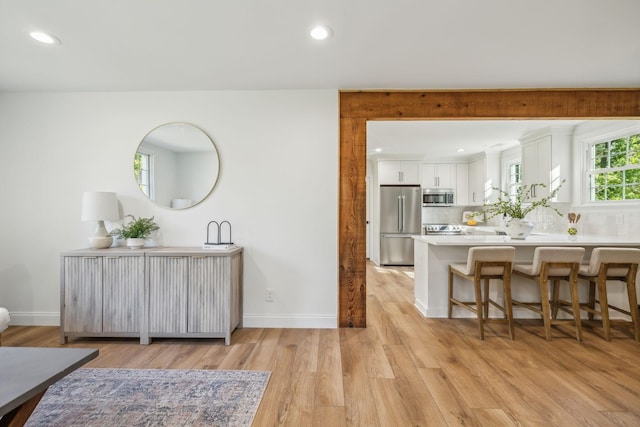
370 378 419 426
340 328 381 426
252 343 297 427
473 408 518 427
601 411 640 426
312 406 347 427
418 367 480 427
315 329 345 407
383 344 448 425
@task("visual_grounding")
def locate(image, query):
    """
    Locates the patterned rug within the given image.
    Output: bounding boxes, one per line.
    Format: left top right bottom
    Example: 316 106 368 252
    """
25 368 271 427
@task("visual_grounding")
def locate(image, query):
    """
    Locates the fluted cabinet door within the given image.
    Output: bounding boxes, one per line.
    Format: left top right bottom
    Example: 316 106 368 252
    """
149 256 188 333
64 257 102 332
103 256 144 333
188 256 227 333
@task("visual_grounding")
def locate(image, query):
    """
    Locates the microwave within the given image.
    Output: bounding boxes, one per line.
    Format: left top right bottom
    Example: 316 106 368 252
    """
423 188 455 206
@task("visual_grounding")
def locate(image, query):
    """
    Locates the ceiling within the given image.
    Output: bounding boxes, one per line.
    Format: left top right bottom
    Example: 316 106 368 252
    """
366 119 587 160
1 1 639 92
1 1 639 157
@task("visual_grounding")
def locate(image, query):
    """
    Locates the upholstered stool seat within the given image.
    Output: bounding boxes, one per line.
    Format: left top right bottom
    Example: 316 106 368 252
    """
448 246 516 340
0 307 10 346
512 247 585 341
577 247 640 341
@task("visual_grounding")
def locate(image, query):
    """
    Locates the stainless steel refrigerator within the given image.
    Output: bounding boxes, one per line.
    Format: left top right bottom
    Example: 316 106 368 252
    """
380 185 421 265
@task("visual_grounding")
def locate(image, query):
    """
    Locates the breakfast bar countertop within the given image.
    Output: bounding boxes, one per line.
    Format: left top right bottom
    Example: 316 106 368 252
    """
413 234 640 247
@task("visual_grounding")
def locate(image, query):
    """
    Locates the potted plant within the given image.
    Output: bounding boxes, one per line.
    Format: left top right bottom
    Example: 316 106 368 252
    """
111 215 159 249
479 180 565 239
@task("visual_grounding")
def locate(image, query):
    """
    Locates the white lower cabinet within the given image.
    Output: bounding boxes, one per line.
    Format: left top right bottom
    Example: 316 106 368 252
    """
61 247 243 345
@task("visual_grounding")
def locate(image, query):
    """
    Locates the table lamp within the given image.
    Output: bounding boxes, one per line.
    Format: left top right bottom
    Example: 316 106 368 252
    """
81 191 120 249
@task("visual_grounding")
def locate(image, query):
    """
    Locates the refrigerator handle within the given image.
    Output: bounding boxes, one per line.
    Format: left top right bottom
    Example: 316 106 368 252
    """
401 195 405 231
397 196 402 231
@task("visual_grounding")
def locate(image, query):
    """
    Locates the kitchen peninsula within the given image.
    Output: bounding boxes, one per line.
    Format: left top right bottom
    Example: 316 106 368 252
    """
412 234 640 319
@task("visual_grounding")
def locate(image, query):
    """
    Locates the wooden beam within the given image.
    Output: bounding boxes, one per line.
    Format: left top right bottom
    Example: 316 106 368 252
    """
338 88 640 328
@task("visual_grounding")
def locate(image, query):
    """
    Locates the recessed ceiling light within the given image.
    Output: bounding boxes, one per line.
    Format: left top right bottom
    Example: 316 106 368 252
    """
310 25 332 41
29 31 61 45
457 148 465 152
374 148 382 152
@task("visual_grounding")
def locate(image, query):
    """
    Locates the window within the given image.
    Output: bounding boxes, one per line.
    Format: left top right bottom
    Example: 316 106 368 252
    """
134 152 153 198
587 132 640 202
506 161 521 200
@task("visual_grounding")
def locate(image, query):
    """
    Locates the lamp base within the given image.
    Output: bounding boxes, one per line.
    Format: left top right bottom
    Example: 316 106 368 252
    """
89 236 113 249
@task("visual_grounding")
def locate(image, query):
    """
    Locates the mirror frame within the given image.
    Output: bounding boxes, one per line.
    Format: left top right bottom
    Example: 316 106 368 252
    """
135 122 220 209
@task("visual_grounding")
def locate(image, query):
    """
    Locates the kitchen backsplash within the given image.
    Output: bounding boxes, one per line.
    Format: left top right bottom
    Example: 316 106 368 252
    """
423 203 640 237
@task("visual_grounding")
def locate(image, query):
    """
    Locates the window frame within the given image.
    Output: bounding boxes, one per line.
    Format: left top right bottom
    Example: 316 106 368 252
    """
134 151 154 200
580 124 640 206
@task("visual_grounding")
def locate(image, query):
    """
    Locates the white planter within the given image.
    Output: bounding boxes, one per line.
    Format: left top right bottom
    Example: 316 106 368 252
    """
126 238 146 249
505 218 533 240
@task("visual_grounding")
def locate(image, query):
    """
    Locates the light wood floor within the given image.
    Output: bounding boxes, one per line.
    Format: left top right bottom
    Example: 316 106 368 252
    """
4 262 640 426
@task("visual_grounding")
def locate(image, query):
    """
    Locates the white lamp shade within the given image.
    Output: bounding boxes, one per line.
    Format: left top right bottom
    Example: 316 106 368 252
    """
81 191 120 221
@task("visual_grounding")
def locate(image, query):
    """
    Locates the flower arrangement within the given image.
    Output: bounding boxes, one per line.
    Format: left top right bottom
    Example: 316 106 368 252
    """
110 215 159 239
479 180 566 220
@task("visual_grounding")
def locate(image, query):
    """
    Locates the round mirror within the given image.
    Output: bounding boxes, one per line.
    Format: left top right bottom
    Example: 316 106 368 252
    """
134 122 220 209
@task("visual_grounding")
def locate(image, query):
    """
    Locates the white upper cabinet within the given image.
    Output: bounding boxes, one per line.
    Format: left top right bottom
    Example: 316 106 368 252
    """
456 163 469 206
520 128 571 202
378 160 420 185
420 163 456 189
466 157 487 206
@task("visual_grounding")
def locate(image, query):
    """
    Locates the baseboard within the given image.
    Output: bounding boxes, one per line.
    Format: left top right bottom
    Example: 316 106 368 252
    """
242 314 337 328
7 312 337 329
7 312 59 326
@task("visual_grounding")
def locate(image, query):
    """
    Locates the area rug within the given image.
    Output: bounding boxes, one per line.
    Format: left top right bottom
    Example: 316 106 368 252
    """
25 368 271 427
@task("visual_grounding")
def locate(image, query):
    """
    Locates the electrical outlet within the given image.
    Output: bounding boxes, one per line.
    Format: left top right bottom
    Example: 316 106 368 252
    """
265 288 274 302
616 214 624 225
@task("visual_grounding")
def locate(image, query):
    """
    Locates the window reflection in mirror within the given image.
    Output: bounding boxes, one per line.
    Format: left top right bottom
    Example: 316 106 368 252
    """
135 123 220 209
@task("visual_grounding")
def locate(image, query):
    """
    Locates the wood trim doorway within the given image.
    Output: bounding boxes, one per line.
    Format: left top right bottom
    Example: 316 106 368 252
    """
338 89 640 328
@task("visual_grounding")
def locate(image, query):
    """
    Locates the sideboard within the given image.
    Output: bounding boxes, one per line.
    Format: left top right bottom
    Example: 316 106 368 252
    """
60 246 243 345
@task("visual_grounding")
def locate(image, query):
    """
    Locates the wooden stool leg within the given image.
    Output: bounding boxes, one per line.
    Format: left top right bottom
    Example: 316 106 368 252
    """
474 278 484 340
588 281 596 320
483 278 490 319
596 277 611 341
625 277 639 341
448 268 454 319
539 278 552 341
570 276 583 342
551 279 560 319
503 276 515 340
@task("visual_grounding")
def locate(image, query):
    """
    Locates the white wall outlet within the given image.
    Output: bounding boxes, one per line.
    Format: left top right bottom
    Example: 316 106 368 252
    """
265 288 275 302
616 214 624 225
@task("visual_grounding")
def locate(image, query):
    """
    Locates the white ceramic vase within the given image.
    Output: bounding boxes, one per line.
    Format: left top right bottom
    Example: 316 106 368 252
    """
505 218 534 240
567 222 580 241
126 238 146 249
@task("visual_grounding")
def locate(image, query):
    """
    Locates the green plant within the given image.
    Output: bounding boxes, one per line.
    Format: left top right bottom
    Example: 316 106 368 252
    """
111 215 159 239
480 180 565 220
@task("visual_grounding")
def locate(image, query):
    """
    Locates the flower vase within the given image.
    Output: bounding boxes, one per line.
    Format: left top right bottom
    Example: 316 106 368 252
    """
505 218 534 240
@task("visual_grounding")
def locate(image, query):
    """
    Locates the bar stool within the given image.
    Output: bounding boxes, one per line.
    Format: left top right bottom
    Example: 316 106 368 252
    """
512 247 585 341
577 248 640 341
448 246 516 340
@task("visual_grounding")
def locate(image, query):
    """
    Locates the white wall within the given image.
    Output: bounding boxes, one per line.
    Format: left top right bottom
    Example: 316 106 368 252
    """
0 90 339 328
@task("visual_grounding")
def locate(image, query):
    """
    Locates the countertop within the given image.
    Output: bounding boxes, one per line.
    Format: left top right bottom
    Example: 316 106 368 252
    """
412 234 640 247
